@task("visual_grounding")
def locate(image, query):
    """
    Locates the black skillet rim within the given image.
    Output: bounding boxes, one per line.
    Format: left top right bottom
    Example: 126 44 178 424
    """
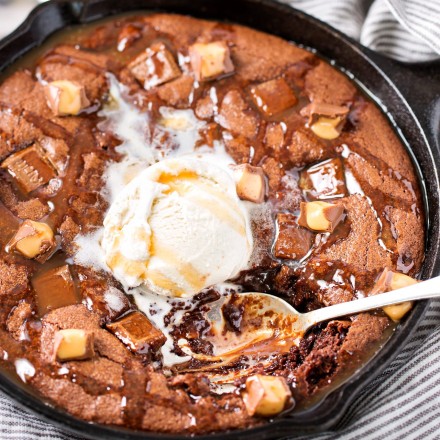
0 1 438 439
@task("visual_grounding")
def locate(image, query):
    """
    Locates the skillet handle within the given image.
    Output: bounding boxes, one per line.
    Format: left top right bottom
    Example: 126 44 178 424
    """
364 50 440 153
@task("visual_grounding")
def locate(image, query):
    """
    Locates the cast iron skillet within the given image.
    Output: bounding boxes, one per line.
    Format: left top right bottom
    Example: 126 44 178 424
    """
0 0 439 438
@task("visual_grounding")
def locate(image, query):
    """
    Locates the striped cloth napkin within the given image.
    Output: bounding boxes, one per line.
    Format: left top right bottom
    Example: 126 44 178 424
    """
0 0 439 439
287 0 440 62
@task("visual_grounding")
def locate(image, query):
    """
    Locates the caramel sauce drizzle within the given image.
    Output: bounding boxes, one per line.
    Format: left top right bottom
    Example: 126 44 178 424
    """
145 235 207 295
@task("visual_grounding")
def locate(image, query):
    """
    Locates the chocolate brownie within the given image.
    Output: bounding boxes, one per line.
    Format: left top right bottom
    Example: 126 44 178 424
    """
0 13 424 434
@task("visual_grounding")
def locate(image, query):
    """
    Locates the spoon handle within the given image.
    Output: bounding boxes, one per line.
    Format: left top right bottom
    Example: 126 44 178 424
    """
303 275 440 328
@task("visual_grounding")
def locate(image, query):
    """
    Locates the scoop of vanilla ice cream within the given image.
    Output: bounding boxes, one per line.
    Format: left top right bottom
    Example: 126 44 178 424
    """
102 157 253 297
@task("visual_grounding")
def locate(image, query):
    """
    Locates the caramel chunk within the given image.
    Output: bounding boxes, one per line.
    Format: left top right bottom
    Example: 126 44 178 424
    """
159 113 192 131
54 329 95 362
300 101 349 140
32 265 79 317
311 116 343 140
382 302 413 322
371 268 418 293
128 43 181 89
371 268 418 321
7 220 56 262
250 78 297 116
1 145 56 193
106 311 166 353
243 375 292 417
232 164 266 203
298 201 345 232
300 158 347 200
274 213 313 260
189 41 234 81
45 80 90 116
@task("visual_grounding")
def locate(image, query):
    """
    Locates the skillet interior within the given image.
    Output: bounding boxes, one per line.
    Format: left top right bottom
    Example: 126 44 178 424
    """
0 1 438 438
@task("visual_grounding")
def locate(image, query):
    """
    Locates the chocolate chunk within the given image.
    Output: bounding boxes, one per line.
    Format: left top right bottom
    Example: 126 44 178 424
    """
128 43 181 89
1 145 56 193
32 265 79 317
300 157 347 200
300 102 350 125
168 374 211 397
274 213 313 260
250 78 297 116
106 311 166 354
0 71 67 123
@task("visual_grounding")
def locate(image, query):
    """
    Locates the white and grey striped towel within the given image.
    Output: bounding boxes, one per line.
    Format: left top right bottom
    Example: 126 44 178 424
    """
287 0 440 62
0 0 439 439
